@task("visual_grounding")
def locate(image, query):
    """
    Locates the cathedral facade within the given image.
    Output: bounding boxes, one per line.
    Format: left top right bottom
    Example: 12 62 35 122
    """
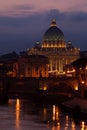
27 19 80 76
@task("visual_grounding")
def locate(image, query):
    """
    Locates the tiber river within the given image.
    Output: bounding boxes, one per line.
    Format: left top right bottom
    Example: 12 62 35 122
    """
0 99 86 130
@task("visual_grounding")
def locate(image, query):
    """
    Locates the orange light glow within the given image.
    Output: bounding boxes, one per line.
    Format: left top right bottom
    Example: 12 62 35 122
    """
65 115 69 129
85 66 87 70
16 99 20 129
81 121 85 130
71 121 75 129
82 81 85 84
74 85 78 91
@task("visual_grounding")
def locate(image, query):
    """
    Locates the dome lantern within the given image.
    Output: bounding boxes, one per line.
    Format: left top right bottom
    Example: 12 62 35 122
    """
51 19 57 27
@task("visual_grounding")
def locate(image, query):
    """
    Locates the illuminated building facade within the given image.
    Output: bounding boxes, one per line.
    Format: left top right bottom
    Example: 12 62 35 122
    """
13 55 49 78
27 19 80 76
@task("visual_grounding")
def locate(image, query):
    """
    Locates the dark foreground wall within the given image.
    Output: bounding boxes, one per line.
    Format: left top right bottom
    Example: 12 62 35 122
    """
0 77 77 100
0 77 40 100
8 77 39 94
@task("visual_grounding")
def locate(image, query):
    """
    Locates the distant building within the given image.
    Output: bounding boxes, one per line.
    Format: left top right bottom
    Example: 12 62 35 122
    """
13 55 49 78
0 52 18 77
0 53 49 78
27 19 80 76
72 57 87 87
0 20 80 78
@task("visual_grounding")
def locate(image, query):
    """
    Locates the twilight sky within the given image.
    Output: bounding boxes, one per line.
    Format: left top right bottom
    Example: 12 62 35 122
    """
0 0 87 54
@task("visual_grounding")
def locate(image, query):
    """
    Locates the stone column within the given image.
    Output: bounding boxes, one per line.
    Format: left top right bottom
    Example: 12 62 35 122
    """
56 60 57 70
50 60 52 71
59 59 63 73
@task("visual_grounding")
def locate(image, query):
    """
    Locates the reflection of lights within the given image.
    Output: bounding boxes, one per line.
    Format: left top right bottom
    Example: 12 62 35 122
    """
52 126 55 130
81 121 85 130
16 99 20 111
43 108 47 115
80 121 87 130
43 108 47 121
71 121 75 130
53 105 56 121
65 115 69 129
16 99 20 129
52 124 61 130
56 122 61 130
52 105 60 122
66 115 68 121
56 112 59 121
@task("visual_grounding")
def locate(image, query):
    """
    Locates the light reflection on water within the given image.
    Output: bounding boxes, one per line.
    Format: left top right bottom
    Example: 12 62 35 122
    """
0 99 86 130
16 99 20 129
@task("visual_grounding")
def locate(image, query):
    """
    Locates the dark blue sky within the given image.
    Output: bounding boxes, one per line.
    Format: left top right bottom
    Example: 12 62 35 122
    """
0 0 87 54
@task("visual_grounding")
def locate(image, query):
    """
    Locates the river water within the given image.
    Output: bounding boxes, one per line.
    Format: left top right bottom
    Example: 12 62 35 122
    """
0 99 87 130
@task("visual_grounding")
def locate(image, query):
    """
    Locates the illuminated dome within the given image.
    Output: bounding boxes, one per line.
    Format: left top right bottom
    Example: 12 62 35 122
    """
42 19 66 48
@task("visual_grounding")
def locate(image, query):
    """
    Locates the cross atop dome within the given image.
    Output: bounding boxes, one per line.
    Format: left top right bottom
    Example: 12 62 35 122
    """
51 19 57 27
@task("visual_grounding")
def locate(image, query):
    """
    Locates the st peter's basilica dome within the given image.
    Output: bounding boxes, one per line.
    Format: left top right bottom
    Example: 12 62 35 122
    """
42 19 66 48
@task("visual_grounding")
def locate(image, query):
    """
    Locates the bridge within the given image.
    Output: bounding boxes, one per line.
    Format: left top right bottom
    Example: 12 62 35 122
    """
0 77 79 100
39 77 79 90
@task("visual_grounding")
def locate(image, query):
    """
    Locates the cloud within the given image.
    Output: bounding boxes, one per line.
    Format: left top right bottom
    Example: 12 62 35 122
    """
0 2 37 17
0 9 66 32
14 5 33 10
11 4 37 16
46 9 66 21
0 0 87 17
